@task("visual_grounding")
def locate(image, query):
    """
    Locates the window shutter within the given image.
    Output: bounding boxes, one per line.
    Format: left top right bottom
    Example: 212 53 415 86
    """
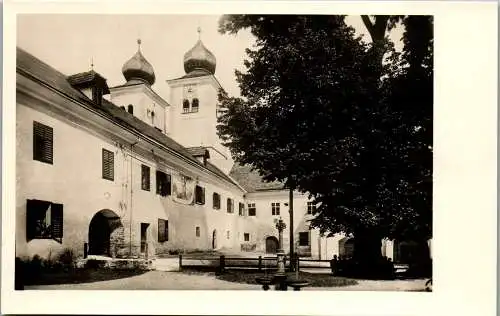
156 171 162 195
165 220 169 241
165 174 171 196
51 203 63 243
26 200 36 241
102 149 114 180
201 187 205 205
158 219 166 242
141 165 150 191
33 121 53 164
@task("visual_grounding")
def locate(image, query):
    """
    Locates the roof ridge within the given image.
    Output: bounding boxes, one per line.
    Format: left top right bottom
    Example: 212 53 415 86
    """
16 46 240 189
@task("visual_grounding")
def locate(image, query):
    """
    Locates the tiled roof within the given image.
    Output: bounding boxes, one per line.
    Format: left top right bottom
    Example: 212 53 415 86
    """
67 70 110 94
229 163 285 192
16 47 237 188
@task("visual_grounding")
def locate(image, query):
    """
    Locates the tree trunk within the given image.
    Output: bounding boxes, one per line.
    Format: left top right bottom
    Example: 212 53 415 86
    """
352 229 384 278
361 15 390 67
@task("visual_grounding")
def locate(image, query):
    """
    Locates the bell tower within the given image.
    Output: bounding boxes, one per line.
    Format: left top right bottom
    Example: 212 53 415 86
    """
109 39 170 134
167 28 233 174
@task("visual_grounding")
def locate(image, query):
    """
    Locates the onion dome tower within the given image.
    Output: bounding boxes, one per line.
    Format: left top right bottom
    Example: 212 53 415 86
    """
122 39 156 85
183 27 216 76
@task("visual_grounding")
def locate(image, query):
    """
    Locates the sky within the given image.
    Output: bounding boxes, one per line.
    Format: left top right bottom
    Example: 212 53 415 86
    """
17 15 403 100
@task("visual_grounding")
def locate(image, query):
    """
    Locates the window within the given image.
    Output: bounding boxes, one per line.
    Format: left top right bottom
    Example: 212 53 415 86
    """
127 104 134 114
299 232 310 246
248 203 256 216
271 202 280 216
192 98 199 112
195 226 200 237
238 203 245 216
307 202 316 214
195 185 205 205
102 148 114 181
26 199 63 243
183 99 190 113
227 198 234 213
182 98 199 113
158 219 169 242
141 165 151 191
33 121 53 164
93 88 103 105
156 171 172 197
244 233 250 242
227 231 230 239
213 193 221 210
120 106 126 110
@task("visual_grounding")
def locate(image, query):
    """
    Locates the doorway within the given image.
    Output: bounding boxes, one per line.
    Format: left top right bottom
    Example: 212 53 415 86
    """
140 223 150 255
265 236 279 254
212 229 217 249
88 209 123 257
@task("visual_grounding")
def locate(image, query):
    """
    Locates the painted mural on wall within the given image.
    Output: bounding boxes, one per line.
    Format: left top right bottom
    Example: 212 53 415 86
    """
172 173 195 204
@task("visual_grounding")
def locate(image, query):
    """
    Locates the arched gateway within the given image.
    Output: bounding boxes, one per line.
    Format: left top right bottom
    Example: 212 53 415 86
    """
265 236 279 254
88 209 124 257
339 237 355 258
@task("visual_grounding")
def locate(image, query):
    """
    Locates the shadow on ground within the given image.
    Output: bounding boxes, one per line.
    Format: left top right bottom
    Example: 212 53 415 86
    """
181 267 358 287
20 268 148 286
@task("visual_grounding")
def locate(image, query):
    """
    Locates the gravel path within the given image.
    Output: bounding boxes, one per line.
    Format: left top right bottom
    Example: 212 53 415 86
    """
24 271 427 291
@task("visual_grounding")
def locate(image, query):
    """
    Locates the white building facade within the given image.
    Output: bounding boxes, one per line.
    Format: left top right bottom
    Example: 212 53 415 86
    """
15 34 409 262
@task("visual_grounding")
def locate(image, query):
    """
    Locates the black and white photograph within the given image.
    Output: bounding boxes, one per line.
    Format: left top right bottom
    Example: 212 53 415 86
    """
2 1 498 316
15 12 434 291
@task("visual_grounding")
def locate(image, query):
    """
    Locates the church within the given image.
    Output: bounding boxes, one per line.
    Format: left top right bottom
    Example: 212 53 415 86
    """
16 29 408 263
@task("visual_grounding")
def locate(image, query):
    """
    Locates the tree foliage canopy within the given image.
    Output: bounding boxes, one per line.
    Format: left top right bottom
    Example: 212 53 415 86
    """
217 15 433 242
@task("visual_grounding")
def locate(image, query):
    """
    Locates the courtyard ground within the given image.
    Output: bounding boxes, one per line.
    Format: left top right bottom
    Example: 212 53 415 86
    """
24 270 428 291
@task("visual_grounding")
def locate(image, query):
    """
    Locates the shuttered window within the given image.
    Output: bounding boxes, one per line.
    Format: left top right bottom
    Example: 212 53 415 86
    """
239 203 245 216
195 185 205 205
102 149 114 181
156 171 171 197
227 198 234 213
158 219 168 242
33 121 53 164
212 192 221 210
141 165 151 191
26 199 63 243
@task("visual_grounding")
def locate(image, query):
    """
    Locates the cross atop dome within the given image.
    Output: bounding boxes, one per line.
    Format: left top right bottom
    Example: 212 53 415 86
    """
121 38 156 85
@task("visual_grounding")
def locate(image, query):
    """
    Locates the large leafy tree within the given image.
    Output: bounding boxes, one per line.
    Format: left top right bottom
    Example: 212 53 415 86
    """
217 15 432 268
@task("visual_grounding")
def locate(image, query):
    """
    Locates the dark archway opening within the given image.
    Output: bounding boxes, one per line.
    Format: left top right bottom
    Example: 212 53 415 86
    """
265 236 279 254
88 210 123 257
339 237 355 259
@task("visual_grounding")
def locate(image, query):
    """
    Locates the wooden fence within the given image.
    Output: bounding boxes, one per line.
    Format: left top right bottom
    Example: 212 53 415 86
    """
178 255 332 273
